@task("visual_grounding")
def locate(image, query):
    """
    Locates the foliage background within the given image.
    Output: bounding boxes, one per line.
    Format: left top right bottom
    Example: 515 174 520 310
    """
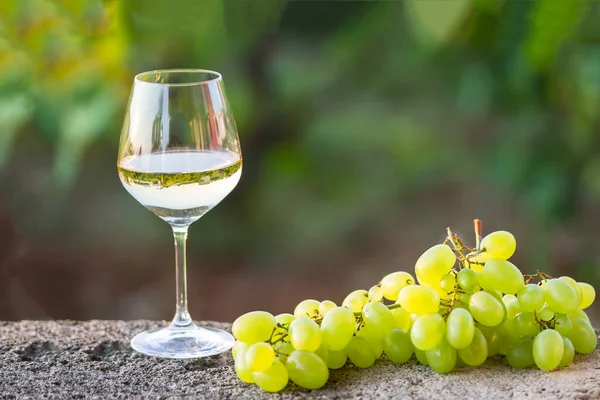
0 0 598 324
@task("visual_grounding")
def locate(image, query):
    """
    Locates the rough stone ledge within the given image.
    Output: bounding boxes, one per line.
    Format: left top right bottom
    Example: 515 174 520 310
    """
0 320 598 399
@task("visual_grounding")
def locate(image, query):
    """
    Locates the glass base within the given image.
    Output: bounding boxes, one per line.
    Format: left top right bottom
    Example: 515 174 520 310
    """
131 323 234 359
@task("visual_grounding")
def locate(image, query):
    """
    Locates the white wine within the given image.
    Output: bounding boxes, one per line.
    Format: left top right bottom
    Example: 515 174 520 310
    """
118 151 242 225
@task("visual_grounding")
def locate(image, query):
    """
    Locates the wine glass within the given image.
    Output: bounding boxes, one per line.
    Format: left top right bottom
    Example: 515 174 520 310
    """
117 69 241 358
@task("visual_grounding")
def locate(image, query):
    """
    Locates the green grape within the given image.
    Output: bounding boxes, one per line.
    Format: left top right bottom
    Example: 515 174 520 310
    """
321 307 356 351
440 274 456 292
294 299 320 318
457 293 471 305
357 323 384 358
506 337 534 368
289 317 322 352
559 276 582 304
502 319 520 349
533 329 564 371
415 244 456 286
477 324 502 356
274 313 294 342
246 342 275 372
469 291 504 327
513 312 540 337
457 268 478 293
362 301 394 337
342 290 369 312
383 329 414 364
410 313 445 351
368 285 384 302
285 350 329 390
568 318 597 354
344 298 364 313
577 282 596 310
390 306 411 331
505 299 521 320
397 285 440 314
326 349 347 369
318 300 337 317
457 327 487 366
234 345 255 383
502 294 517 304
559 336 575 367
315 343 329 364
232 340 249 360
480 230 516 260
478 259 524 294
553 314 572 336
426 339 457 374
446 308 475 349
543 279 579 314
518 284 544 313
346 336 376 368
414 348 429 365
274 342 294 361
232 311 277 344
252 359 288 393
380 271 415 301
568 308 591 324
538 305 555 322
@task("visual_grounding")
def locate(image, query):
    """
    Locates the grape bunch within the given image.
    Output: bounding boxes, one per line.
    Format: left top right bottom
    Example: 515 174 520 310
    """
231 220 597 392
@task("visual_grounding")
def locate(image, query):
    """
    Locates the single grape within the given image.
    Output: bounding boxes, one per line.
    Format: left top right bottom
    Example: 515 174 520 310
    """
274 313 294 342
362 301 394 337
326 349 347 369
318 300 337 317
390 306 411 331
518 284 544 313
289 317 322 352
294 299 320 318
446 308 475 349
533 329 564 371
506 337 534 368
410 313 445 351
505 299 521 320
232 311 277 344
568 318 597 354
285 350 329 390
480 230 516 260
234 345 255 383
502 319 520 349
559 336 575 368
397 285 440 314
457 268 478 293
346 336 376 368
321 307 356 351
477 324 502 356
252 359 288 392
232 340 249 360
368 285 384 302
274 342 294 361
414 348 429 365
383 329 414 364
342 290 369 312
440 274 456 292
415 244 456 286
469 291 504 327
457 327 487 366
457 293 471 305
380 271 415 301
538 305 555 322
357 323 383 358
315 343 329 364
559 276 582 304
543 279 578 314
577 282 596 310
246 342 275 372
344 298 364 313
513 312 540 337
478 259 524 294
568 308 591 324
553 314 573 337
275 313 295 326
502 294 517 304
426 339 457 374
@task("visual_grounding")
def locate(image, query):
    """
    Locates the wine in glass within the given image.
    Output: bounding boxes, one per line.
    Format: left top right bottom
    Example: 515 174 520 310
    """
117 69 241 358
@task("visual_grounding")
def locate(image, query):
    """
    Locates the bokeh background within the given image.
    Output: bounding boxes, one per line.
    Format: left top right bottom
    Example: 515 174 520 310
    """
0 0 599 325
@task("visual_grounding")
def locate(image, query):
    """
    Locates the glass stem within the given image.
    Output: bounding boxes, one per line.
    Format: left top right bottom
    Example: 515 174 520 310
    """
171 225 193 327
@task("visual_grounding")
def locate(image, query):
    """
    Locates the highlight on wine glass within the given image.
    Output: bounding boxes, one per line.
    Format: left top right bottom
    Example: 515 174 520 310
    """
117 69 242 358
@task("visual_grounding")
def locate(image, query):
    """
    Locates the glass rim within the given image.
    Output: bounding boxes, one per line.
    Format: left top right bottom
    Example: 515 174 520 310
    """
134 69 222 87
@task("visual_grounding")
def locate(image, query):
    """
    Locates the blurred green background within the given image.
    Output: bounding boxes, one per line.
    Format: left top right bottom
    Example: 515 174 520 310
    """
0 0 598 324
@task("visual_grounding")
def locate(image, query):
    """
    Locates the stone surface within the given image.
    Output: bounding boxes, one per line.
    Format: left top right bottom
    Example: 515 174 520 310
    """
0 320 599 399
